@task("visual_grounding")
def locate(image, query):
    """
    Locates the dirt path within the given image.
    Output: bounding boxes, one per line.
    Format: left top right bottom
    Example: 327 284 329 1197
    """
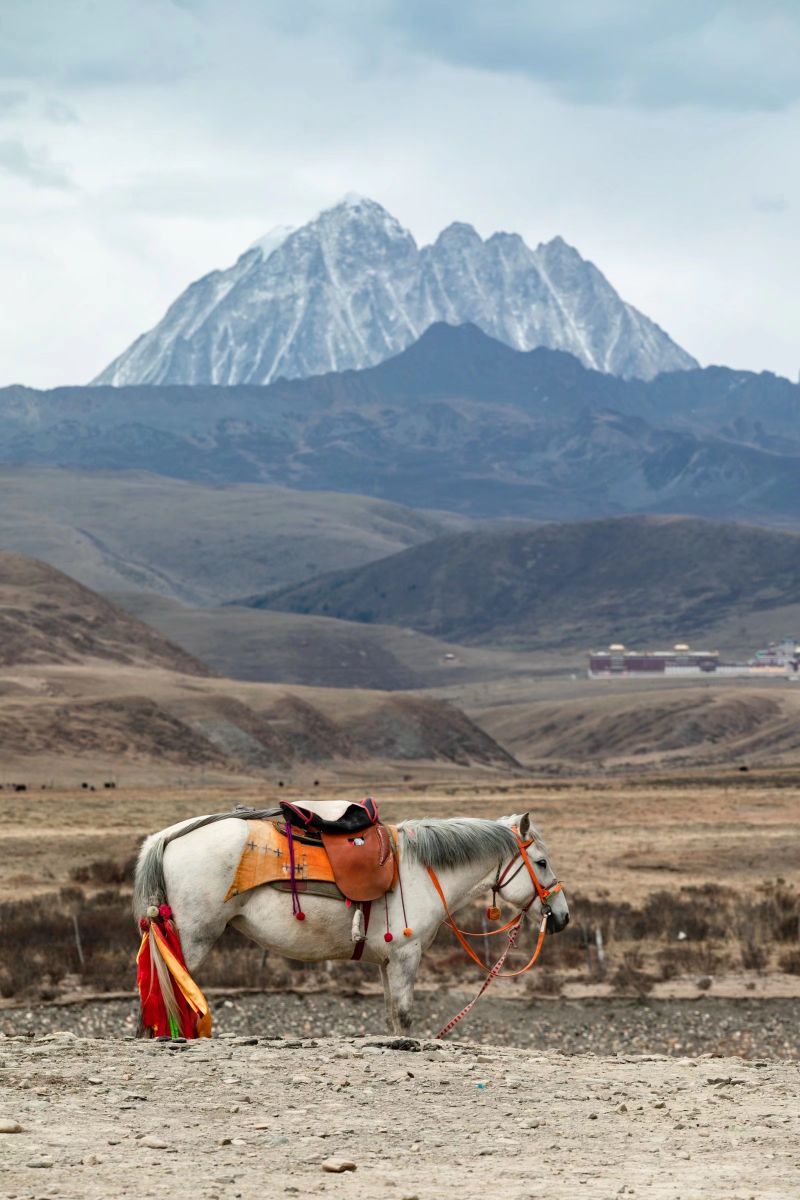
1 1032 798 1200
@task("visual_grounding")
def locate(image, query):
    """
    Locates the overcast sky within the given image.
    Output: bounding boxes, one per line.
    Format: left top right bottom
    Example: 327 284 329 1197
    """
2 0 799 387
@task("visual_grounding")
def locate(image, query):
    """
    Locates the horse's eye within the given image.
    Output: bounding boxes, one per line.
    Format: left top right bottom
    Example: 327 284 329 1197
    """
536 859 547 869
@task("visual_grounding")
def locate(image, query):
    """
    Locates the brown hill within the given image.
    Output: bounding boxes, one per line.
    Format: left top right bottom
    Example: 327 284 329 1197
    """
0 554 517 780
0 552 209 674
250 516 800 651
113 594 545 689
471 679 800 772
0 665 518 782
0 466 466 604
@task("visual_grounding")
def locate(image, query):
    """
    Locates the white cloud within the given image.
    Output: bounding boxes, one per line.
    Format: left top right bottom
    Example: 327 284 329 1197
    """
0 138 71 186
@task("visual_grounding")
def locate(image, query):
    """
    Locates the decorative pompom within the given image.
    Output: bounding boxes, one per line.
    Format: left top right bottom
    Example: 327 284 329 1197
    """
158 904 172 918
295 911 306 921
384 932 394 943
146 905 160 919
139 917 149 931
403 927 413 938
486 906 501 921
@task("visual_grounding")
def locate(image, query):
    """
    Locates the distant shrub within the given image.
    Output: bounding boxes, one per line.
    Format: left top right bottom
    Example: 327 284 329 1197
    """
740 938 768 972
778 948 800 976
70 856 136 885
610 950 656 998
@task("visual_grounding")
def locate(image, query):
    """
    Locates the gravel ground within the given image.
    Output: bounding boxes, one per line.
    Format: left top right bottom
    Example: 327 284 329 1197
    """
1 1030 798 1200
2 992 800 1060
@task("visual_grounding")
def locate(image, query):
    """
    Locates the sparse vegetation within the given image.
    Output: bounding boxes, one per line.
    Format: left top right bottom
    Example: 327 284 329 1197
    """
2 863 797 1001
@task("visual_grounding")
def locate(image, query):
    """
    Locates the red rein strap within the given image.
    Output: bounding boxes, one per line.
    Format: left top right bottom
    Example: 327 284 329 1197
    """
425 865 521 968
515 834 562 907
429 827 557 1039
435 919 521 1039
426 824 558 984
434 914 548 1039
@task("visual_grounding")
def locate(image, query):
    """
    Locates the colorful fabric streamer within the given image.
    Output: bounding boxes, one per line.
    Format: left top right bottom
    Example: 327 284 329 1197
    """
136 906 211 1039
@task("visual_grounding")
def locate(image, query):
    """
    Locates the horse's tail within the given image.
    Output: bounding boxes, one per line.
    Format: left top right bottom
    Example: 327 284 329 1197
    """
132 830 169 920
132 814 222 920
134 817 224 1040
132 829 181 1037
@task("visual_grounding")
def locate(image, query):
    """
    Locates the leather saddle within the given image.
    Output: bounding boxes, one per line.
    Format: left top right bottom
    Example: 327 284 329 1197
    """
279 798 394 902
280 797 379 834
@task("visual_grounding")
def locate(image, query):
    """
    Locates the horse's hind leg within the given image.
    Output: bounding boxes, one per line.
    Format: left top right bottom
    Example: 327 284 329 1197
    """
382 944 422 1034
177 915 227 976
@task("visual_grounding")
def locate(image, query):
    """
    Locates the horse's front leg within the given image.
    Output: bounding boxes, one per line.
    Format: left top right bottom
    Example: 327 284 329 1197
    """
379 964 394 1031
382 943 422 1034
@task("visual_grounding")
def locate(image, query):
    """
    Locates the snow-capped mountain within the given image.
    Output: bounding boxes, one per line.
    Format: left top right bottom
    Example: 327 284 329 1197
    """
94 195 696 385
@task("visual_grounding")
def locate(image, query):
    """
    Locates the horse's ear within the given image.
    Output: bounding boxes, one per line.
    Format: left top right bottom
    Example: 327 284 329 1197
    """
519 812 532 838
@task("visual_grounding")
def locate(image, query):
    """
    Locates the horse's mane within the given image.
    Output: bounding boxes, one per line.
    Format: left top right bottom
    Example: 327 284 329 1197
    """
399 817 519 871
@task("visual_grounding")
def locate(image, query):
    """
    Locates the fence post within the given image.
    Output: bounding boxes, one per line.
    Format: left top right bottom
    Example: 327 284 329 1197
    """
595 927 605 970
72 912 85 970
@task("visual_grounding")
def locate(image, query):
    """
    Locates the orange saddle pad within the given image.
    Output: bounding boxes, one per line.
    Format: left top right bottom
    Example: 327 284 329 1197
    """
224 820 397 903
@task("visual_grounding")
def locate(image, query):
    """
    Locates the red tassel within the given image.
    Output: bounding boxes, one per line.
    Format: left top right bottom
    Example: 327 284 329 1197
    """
137 917 206 1039
384 931 393 943
295 911 306 921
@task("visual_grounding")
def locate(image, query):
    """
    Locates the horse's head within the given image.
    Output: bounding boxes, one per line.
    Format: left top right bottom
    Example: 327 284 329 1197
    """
497 812 570 934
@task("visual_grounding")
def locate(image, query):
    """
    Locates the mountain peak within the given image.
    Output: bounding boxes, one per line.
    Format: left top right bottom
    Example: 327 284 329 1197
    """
340 191 374 208
537 234 584 260
408 321 502 351
320 193 393 220
93 199 697 386
250 224 296 261
433 221 483 247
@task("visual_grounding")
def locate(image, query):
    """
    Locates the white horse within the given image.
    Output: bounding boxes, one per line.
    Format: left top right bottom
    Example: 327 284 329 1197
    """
133 810 569 1034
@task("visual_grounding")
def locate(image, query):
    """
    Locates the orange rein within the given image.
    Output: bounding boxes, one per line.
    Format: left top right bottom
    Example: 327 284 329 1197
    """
425 826 559 979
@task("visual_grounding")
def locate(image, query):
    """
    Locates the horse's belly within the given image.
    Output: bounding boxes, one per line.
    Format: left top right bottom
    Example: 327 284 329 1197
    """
231 889 371 963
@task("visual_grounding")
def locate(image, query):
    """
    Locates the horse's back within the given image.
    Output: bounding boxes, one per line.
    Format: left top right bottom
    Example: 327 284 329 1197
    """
153 815 251 927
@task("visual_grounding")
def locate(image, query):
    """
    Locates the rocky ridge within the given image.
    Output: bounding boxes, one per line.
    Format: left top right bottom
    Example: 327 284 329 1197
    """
94 195 695 385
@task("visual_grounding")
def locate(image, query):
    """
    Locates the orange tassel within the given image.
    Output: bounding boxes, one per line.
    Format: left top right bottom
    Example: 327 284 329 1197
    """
403 927 413 938
486 906 501 921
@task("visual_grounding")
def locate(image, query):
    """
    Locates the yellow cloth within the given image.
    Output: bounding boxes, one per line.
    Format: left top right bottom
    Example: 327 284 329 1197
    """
136 926 212 1038
224 820 336 901
150 923 212 1037
224 819 398 902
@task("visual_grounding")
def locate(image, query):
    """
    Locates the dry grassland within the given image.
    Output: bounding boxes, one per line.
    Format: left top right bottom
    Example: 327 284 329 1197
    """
3 771 799 903
2 771 799 1003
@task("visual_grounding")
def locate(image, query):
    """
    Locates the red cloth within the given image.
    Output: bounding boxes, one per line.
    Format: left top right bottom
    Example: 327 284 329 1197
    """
136 916 210 1039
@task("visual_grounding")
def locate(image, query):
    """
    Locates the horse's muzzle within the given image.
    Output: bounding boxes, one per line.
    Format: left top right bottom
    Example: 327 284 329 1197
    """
546 909 569 934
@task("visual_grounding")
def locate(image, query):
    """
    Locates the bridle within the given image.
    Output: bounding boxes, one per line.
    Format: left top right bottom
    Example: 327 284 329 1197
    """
425 825 564 1039
492 828 563 917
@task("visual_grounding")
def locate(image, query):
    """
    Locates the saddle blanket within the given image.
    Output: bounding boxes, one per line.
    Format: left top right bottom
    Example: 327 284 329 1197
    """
224 819 398 903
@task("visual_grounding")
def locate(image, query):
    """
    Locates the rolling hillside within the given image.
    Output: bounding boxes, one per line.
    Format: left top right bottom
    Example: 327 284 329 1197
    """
0 669 518 781
115 594 546 688
0 555 516 780
249 516 800 650
0 467 463 603
2 324 799 523
471 680 800 773
0 552 209 674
